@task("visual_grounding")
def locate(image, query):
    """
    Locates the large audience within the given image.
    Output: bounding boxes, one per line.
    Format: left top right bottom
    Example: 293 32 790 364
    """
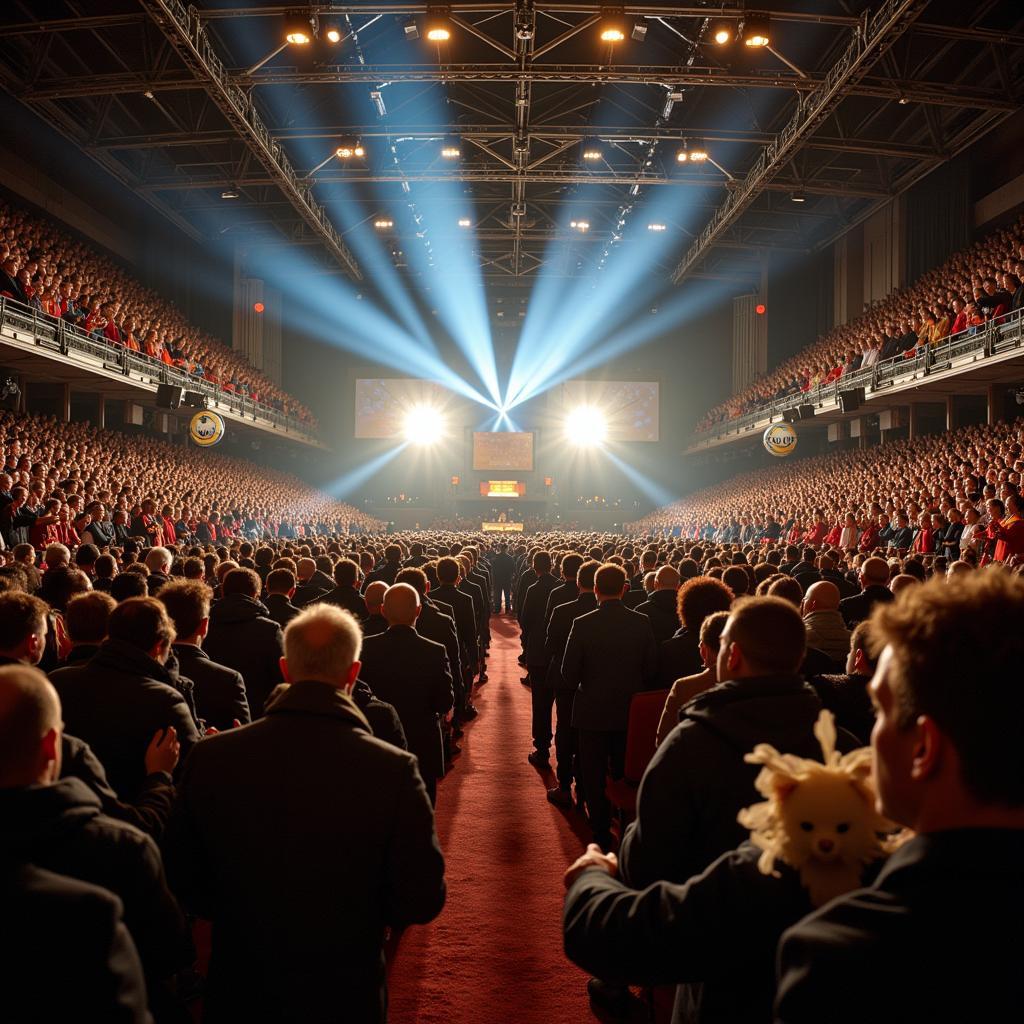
0 200 317 428
696 213 1024 433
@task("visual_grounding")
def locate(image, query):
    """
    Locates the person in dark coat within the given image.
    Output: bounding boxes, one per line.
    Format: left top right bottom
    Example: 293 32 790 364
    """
490 541 515 612
158 579 251 731
350 678 407 751
519 551 560 766
262 567 302 629
635 566 682 645
543 559 599 806
4 862 153 1024
618 596 853 890
203 567 283 718
363 544 403 589
50 598 200 799
290 557 331 608
165 603 446 1024
0 665 190 1010
318 557 368 620
358 584 455 802
807 621 876 745
360 580 391 637
561 563 659 849
777 570 1024 1023
542 553 582 637
434 556 480 688
838 555 894 628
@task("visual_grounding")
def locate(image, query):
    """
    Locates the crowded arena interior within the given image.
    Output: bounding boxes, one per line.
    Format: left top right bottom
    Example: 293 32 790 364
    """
2 3 1024 1023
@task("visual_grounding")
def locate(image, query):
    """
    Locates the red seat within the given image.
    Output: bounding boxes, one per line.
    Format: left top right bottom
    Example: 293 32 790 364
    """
605 688 670 819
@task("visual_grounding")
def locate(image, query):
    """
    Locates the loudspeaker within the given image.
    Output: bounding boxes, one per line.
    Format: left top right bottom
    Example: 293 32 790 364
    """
839 387 865 414
156 384 183 409
183 391 208 410
782 408 799 424
797 404 815 420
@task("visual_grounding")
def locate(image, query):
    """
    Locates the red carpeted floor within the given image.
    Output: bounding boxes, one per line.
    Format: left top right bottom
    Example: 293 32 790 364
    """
387 613 595 1023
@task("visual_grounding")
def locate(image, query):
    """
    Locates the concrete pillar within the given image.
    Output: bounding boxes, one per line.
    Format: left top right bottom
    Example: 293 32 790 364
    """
61 384 71 423
988 383 1001 425
96 396 105 429
908 402 920 439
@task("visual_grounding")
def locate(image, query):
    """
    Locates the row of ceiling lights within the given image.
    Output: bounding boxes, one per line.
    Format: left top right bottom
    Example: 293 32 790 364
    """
280 7 771 50
370 216 672 233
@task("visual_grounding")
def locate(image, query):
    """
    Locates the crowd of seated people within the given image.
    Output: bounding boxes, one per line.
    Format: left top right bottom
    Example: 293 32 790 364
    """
696 213 1024 433
0 200 317 428
628 417 1024 570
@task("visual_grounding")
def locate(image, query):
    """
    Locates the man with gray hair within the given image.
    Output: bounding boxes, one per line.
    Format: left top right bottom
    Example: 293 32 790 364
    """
143 547 172 595
166 602 445 1023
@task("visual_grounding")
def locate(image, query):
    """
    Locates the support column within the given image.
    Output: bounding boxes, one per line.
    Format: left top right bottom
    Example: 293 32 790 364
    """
908 402 920 439
988 383 1001 425
61 384 71 423
946 394 955 433
96 395 105 429
16 375 26 413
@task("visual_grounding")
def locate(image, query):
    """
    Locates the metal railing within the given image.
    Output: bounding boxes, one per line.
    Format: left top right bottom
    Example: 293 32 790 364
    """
691 307 1024 445
0 296 318 441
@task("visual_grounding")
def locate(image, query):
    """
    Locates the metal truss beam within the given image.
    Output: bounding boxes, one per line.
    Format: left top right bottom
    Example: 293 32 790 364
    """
671 0 929 285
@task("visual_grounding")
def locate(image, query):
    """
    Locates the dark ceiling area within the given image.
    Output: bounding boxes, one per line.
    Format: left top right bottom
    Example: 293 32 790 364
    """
1 1 1022 296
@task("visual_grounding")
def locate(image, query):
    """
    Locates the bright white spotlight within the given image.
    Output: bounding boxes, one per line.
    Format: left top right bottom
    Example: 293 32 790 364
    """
457 217 472 227
648 222 667 232
402 404 445 445
565 406 607 446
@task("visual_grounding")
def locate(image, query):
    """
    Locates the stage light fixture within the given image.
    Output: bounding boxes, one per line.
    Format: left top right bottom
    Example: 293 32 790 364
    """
283 10 314 45
336 140 365 160
582 140 603 161
755 302 767 315
599 7 626 43
631 20 648 42
253 302 265 314
374 218 394 229
403 18 419 40
570 219 590 232
712 23 734 45
322 23 342 44
402 404 445 445
425 7 452 42
457 218 472 227
743 13 770 48
220 188 239 199
565 406 608 447
791 190 806 203
648 222 667 232
441 138 462 159
676 145 689 163
688 138 709 162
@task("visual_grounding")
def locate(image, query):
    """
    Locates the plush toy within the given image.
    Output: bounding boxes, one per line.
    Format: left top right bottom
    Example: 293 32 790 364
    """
737 710 898 907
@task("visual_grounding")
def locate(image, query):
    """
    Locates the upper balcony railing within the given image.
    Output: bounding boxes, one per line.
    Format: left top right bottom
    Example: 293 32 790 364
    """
690 307 1024 446
0 296 319 443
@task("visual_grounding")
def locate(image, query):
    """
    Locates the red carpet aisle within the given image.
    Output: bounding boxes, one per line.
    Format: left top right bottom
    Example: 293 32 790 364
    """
387 614 594 1023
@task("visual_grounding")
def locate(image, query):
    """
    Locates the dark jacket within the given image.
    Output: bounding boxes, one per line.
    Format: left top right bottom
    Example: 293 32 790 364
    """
350 678 407 751
172 643 251 731
544 592 598 691
635 589 681 645
434 582 479 672
520 573 560 668
618 674 853 889
418 599 463 696
263 592 301 629
543 580 579 635
808 673 875 745
565 843 816 1024
292 580 330 608
657 628 703 689
165 680 445 1024
61 733 175 840
362 611 389 637
4 862 152 1024
51 639 200 799
0 778 189 981
203 593 283 717
318 584 368 621
776 829 1024 1024
358 625 454 782
838 584 894 628
562 600 659 732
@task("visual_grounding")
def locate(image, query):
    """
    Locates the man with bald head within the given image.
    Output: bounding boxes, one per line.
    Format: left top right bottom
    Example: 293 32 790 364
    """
165 603 445 1022
635 564 682 643
839 555 895 627
359 583 454 802
801 580 852 663
361 579 390 636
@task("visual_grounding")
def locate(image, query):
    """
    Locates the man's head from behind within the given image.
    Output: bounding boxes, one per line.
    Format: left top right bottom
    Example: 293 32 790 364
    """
107 597 176 664
364 580 388 614
594 563 627 602
282 604 361 692
0 592 49 664
0 665 62 788
801 580 841 616
158 580 213 643
653 565 681 592
866 571 1024 831
717 596 806 682
383 582 421 627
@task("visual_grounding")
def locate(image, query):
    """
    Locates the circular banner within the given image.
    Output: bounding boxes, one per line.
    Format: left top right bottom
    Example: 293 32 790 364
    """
763 422 797 457
189 410 225 447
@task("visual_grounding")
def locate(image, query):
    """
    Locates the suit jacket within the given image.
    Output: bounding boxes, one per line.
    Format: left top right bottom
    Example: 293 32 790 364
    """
839 584 894 628
520 573 560 668
544 592 597 691
358 625 454 781
433 583 478 672
172 644 250 731
262 592 301 629
318 584 368 621
417 600 462 694
776 830 1024 1024
543 580 579 635
165 681 445 1023
561 600 659 732
657 627 703 688
635 589 681 645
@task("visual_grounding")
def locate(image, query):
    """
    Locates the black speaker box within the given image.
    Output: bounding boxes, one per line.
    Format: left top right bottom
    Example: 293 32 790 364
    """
156 384 183 409
183 391 208 409
782 408 799 424
839 387 866 414
797 404 815 420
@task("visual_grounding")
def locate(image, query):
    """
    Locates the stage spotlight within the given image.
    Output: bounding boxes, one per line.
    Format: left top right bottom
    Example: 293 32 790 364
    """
403 18 419 40
220 188 239 199
322 23 342 44
688 138 709 162
457 217 472 227
374 218 394 229
648 222 667 232
425 7 452 42
441 138 462 159
676 145 688 163
582 142 603 161
599 7 626 43
284 10 314 45
336 140 365 160
743 13 770 48
570 219 590 232
565 406 608 447
402 404 445 445
790 190 806 203
631 20 648 42
712 23 734 45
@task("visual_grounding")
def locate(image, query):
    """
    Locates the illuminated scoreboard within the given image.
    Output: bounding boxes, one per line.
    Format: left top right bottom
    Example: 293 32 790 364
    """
479 480 526 498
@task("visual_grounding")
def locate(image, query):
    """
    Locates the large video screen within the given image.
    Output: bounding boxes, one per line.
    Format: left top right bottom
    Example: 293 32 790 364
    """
558 380 660 442
473 432 534 471
354 378 449 439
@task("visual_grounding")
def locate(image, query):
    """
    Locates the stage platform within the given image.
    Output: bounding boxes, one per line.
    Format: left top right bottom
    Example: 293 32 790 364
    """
481 521 524 533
